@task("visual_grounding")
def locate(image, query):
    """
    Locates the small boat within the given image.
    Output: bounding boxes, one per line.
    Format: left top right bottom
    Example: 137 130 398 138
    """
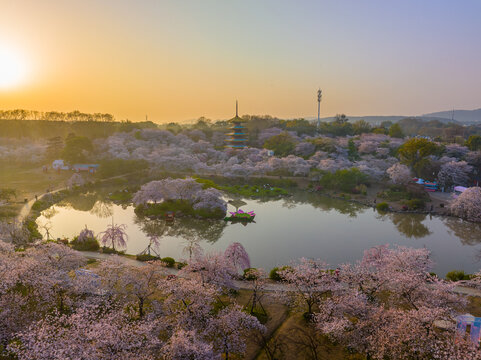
224 209 256 222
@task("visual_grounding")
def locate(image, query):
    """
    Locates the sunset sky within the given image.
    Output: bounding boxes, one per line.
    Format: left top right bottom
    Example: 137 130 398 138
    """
1 0 481 123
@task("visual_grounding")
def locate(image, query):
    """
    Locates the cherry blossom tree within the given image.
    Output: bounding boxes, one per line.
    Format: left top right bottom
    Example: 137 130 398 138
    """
437 160 473 187
258 127 284 145
244 268 267 315
161 329 216 360
159 277 219 330
0 220 30 247
466 151 481 168
358 140 378 154
444 143 469 158
96 258 165 318
192 188 227 214
294 141 316 157
450 187 481 222
133 178 226 216
224 242 251 274
8 303 162 360
0 138 47 163
99 222 128 251
180 252 236 290
279 258 339 318
0 242 86 345
316 245 466 360
182 237 203 262
133 178 203 205
78 226 95 242
387 163 412 185
206 305 265 360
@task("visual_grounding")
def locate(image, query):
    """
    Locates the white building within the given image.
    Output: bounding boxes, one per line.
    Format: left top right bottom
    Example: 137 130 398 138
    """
52 159 69 170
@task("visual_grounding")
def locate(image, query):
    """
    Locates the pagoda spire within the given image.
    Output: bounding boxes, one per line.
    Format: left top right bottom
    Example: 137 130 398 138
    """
225 100 247 149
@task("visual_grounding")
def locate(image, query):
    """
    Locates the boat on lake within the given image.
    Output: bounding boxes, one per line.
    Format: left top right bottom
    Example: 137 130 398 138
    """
224 209 255 222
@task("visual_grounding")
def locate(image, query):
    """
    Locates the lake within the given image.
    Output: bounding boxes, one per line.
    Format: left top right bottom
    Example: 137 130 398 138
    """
36 191 481 276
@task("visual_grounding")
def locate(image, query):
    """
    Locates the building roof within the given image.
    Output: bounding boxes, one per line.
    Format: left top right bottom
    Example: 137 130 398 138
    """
229 115 248 123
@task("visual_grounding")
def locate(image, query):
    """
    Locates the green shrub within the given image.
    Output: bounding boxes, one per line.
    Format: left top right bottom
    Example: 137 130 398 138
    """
70 236 100 251
25 219 42 241
243 268 258 280
221 184 288 198
31 200 46 211
161 257 176 267
404 198 425 210
108 188 136 203
378 185 428 202
376 202 389 212
136 254 159 261
355 184 368 195
193 177 221 189
263 132 296 156
269 267 281 281
269 266 291 281
319 168 369 193
446 270 472 282
101 247 125 255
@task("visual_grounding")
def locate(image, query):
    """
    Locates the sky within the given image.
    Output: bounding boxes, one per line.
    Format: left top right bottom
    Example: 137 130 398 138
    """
0 0 481 123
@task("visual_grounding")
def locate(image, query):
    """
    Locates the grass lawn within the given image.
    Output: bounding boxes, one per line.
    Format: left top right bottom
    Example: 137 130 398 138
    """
0 163 74 219
254 311 366 360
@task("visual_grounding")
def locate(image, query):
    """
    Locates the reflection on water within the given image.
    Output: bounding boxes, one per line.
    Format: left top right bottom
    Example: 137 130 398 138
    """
378 213 432 239
281 192 367 217
37 192 481 276
58 193 99 212
133 217 227 253
444 217 481 246
90 201 114 218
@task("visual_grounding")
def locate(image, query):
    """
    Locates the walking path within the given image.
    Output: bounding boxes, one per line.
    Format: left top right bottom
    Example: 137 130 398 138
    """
16 186 67 223
79 250 481 297
16 170 147 223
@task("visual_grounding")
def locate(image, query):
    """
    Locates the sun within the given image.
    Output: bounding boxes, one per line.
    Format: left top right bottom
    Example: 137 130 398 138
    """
0 46 27 89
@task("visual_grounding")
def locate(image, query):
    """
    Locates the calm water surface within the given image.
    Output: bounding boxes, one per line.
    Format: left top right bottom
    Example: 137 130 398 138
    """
36 192 481 276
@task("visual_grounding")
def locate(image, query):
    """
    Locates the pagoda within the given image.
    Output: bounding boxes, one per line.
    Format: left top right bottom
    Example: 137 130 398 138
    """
225 101 248 149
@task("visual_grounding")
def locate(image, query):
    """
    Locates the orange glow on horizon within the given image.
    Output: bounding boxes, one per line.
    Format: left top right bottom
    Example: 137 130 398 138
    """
0 1 480 123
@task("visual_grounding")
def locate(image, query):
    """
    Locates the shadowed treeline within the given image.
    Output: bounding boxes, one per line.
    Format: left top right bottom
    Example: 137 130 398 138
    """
0 119 157 139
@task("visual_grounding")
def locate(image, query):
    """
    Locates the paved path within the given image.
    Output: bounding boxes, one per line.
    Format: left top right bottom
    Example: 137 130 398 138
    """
453 285 481 297
79 251 481 296
16 170 146 224
81 251 148 268
16 186 67 223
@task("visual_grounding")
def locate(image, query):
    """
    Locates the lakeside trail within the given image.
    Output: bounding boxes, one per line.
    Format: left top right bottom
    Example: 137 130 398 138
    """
80 250 481 297
16 186 67 223
15 170 149 223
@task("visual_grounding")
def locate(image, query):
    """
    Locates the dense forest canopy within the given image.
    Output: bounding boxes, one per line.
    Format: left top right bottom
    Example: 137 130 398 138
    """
0 119 157 139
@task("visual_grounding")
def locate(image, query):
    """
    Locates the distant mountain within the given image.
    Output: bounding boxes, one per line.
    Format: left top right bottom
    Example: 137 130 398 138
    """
306 115 458 125
306 115 405 125
423 108 481 124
